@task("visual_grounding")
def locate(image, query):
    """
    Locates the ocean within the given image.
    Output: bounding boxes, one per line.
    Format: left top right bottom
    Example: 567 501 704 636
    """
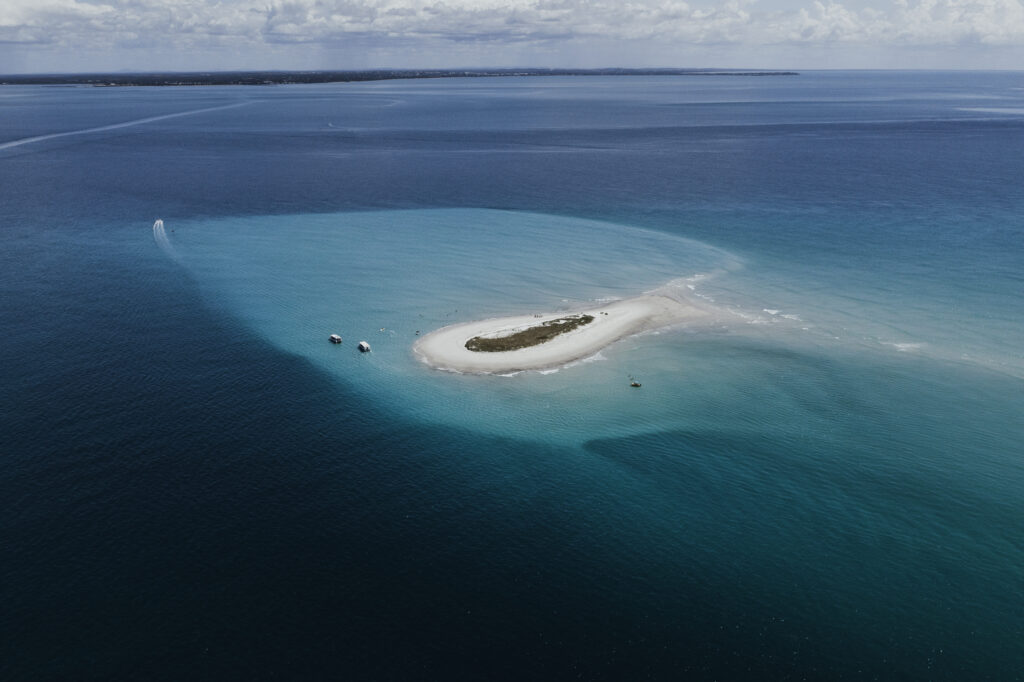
2 71 1022 680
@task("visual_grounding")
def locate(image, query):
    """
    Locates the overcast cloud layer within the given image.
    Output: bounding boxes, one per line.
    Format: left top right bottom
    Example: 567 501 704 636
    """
2 0 1024 73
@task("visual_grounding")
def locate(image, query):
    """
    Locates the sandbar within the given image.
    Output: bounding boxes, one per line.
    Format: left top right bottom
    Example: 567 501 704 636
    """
413 293 712 374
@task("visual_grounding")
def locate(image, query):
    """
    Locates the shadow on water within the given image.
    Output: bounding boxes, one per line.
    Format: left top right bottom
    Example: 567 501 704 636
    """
0 241 799 680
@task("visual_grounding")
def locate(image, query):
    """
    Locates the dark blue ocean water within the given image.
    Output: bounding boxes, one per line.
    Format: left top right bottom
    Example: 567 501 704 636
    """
2 72 1023 680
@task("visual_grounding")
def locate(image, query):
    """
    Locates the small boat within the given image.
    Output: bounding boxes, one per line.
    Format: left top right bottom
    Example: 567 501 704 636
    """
630 375 642 388
358 341 371 353
329 334 343 344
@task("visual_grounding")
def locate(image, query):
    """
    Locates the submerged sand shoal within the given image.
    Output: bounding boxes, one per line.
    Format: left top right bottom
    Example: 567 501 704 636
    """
413 294 712 374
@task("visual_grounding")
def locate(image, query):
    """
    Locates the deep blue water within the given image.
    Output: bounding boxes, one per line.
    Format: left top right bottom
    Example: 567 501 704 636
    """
2 72 1023 680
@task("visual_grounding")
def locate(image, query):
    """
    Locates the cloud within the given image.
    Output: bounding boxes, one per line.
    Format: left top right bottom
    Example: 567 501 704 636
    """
773 0 1024 45
891 0 1024 45
0 0 265 47
1 0 1023 59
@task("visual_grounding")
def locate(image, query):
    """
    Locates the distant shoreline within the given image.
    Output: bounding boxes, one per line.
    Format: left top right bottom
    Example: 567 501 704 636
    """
0 68 798 87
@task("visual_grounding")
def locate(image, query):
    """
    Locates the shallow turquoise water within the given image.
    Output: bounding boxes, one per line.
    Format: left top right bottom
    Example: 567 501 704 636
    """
171 208 745 440
171 204 1024 444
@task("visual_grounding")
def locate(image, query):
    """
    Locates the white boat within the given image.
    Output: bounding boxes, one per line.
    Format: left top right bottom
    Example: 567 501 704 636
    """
358 341 371 353
329 334 343 344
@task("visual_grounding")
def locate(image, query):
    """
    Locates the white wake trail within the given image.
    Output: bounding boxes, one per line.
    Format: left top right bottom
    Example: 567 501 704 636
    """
0 101 251 152
152 219 180 263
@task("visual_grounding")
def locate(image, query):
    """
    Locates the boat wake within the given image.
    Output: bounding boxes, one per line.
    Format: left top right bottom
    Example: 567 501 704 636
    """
0 101 251 153
152 219 179 263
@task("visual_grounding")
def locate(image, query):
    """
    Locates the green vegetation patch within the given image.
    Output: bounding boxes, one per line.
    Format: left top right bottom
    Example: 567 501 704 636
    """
465 315 595 353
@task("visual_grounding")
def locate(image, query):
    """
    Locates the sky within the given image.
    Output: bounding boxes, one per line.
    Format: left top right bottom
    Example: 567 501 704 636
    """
1 0 1024 74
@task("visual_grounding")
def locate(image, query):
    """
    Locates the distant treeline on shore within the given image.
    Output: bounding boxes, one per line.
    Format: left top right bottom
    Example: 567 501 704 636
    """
0 68 798 87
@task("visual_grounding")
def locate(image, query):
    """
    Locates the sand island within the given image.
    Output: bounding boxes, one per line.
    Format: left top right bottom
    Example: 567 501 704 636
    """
414 292 714 374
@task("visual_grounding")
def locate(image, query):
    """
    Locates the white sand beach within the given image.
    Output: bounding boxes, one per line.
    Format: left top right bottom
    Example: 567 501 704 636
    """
413 293 713 374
